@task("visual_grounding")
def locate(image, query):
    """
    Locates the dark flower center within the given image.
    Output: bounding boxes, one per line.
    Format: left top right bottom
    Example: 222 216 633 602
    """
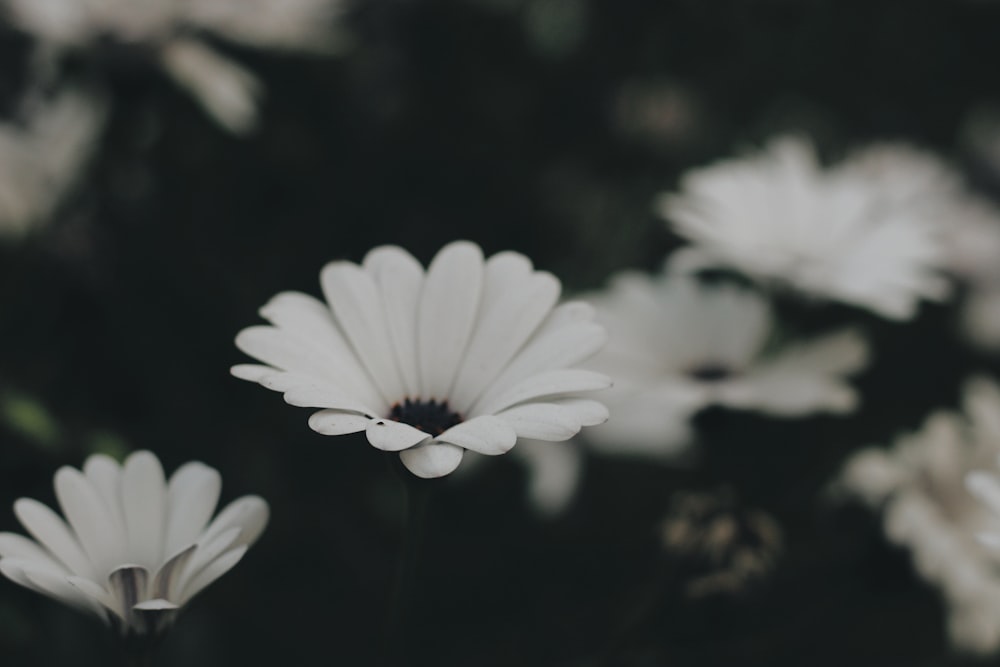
686 364 733 382
389 398 462 436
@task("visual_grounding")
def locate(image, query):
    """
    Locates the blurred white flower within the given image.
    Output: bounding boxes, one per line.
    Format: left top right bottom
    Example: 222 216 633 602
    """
837 377 1000 654
233 241 610 479
657 136 953 320
0 88 105 239
582 268 868 459
0 451 268 637
5 0 350 133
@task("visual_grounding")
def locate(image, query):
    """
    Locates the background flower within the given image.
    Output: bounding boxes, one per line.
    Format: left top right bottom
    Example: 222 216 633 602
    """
3 0 350 133
836 377 1000 654
582 268 868 459
657 136 953 320
0 451 268 638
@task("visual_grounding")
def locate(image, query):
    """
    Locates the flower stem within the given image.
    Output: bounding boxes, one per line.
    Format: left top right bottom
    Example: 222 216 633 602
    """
121 642 156 667
381 456 431 667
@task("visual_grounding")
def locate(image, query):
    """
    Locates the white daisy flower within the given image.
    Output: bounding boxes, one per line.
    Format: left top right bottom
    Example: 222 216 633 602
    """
5 0 350 133
837 377 1000 654
0 88 105 239
656 136 953 320
583 268 869 459
0 450 268 637
232 241 611 479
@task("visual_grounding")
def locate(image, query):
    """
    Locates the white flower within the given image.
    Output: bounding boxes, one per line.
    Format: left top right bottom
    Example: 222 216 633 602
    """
0 88 105 239
233 241 611 479
656 136 953 320
582 268 868 459
0 451 268 637
5 0 349 133
837 377 1000 654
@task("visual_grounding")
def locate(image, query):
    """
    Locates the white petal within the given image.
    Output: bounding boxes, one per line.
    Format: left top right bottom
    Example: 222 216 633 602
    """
968 472 1000 517
308 410 371 435
134 598 179 611
0 533 67 573
179 546 248 605
471 315 607 415
320 261 406 405
82 455 126 541
497 403 582 442
13 498 95 578
175 527 241 599
108 566 149 630
256 291 383 403
363 245 425 397
366 419 430 452
450 253 561 412
54 467 125 577
436 415 517 455
417 241 485 400
19 561 101 615
551 398 609 426
476 369 612 416
199 496 269 551
121 452 167 571
160 38 261 134
399 443 465 478
164 463 221 558
67 575 122 619
150 544 197 602
234 326 384 412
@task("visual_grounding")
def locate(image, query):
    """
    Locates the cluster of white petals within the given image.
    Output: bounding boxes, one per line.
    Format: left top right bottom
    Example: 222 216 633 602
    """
0 451 268 637
657 136 953 320
233 241 611 479
4 0 349 133
0 88 105 239
582 268 869 459
837 377 1000 654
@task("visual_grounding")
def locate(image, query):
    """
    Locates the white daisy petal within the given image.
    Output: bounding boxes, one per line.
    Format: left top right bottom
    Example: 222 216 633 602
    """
436 415 517 455
551 398 610 427
308 410 371 435
320 261 406 404
199 496 270 550
363 245 425 397
0 533 67 573
164 463 222 558
450 254 560 412
366 419 431 452
121 452 167 572
13 498 95 578
54 466 125 577
258 291 381 400
82 455 126 539
497 404 582 441
178 546 247 605
478 369 612 416
417 241 485 400
399 443 465 479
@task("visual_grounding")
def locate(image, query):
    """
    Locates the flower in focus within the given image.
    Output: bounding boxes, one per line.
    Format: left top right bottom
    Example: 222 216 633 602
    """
581 268 868 459
233 241 611 478
0 451 268 637
0 87 105 239
656 136 953 320
836 377 1000 654
4 0 350 133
